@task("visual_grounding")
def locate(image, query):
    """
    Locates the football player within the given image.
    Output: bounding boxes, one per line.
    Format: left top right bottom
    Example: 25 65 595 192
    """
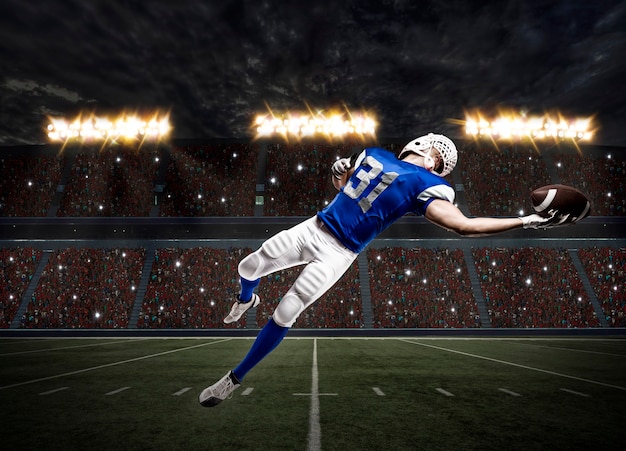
199 133 562 407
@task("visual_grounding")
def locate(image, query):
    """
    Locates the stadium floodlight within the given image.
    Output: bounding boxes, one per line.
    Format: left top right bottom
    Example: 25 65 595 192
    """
47 112 171 143
464 111 595 143
254 107 377 140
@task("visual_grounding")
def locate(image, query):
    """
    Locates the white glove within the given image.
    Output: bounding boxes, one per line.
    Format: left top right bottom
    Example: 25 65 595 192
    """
331 158 352 179
520 210 572 229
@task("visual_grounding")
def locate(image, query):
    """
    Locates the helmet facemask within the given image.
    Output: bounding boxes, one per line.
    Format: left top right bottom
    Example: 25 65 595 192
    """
399 133 458 177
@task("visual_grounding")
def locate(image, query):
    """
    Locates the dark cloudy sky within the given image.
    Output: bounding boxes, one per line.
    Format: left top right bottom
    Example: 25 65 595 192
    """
1 0 625 146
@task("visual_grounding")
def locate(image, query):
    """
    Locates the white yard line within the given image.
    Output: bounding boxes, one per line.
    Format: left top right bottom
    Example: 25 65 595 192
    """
560 388 591 397
241 387 254 396
400 339 626 391
307 338 321 451
39 386 69 396
294 393 337 396
105 386 130 396
498 388 522 397
372 387 385 396
0 339 149 357
436 388 454 397
0 338 233 390
173 387 192 396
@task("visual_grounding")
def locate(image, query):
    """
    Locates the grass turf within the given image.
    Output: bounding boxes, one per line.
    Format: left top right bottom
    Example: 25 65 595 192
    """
1 337 625 450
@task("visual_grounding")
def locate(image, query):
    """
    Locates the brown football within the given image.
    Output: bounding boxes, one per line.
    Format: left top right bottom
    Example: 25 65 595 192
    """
531 184 591 222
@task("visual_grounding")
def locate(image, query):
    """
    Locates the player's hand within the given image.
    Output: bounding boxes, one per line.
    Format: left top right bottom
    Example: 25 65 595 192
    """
331 158 352 179
547 212 573 228
520 210 572 229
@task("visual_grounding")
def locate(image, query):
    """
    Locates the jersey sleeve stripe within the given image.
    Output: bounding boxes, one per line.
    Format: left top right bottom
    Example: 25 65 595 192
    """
417 184 455 203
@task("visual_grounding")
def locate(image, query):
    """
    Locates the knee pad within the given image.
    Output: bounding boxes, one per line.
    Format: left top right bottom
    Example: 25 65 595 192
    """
261 230 293 259
273 293 303 327
238 252 263 280
273 263 334 327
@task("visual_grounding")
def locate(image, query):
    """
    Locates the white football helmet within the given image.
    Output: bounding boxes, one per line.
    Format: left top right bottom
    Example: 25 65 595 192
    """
399 133 458 177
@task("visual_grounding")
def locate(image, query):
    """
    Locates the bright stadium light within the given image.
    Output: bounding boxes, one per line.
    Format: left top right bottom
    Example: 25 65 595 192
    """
254 106 377 140
463 111 595 143
47 112 171 144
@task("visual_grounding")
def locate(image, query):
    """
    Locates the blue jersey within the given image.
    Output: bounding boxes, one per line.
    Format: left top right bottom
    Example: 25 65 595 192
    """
317 147 455 253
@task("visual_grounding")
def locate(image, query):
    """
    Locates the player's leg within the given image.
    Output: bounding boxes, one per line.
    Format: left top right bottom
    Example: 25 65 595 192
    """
232 230 357 381
238 276 260 302
271 219 359 327
239 217 322 280
224 218 319 323
200 219 356 406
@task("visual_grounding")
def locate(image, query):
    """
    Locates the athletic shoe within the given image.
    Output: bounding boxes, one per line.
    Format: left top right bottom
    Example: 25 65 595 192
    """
198 371 241 407
224 293 260 324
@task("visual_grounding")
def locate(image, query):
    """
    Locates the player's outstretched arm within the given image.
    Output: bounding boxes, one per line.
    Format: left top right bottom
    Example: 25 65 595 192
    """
425 200 565 236
425 199 524 236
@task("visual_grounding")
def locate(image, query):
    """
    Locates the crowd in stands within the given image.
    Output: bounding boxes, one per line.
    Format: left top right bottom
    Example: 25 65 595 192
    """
264 143 354 216
368 247 479 328
159 144 257 216
554 152 626 216
472 247 599 328
138 247 252 328
1 140 623 330
0 247 42 328
578 247 626 327
255 262 363 328
460 144 552 217
58 145 160 216
1 142 624 218
21 248 144 328
0 154 63 216
2 244 623 330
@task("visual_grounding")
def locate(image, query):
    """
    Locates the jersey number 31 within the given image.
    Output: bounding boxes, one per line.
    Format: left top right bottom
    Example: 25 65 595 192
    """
343 156 398 213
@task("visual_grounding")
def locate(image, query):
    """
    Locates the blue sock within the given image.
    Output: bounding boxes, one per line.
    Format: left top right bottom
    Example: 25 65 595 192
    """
239 276 260 302
233 318 289 381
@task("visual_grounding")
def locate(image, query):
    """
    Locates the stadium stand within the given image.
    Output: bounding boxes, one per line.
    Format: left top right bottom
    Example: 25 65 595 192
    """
472 247 600 328
460 144 552 217
553 152 626 216
0 140 624 332
0 154 63 217
0 247 42 328
367 247 480 328
138 247 253 328
159 143 257 216
58 146 160 217
264 143 353 216
1 141 624 220
21 248 145 328
578 247 626 327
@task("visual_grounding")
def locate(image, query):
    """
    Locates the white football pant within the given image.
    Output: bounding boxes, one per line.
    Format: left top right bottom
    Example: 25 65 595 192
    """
238 216 358 327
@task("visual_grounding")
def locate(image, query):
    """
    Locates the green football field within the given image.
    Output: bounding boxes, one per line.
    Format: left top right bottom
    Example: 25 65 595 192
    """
1 336 625 450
